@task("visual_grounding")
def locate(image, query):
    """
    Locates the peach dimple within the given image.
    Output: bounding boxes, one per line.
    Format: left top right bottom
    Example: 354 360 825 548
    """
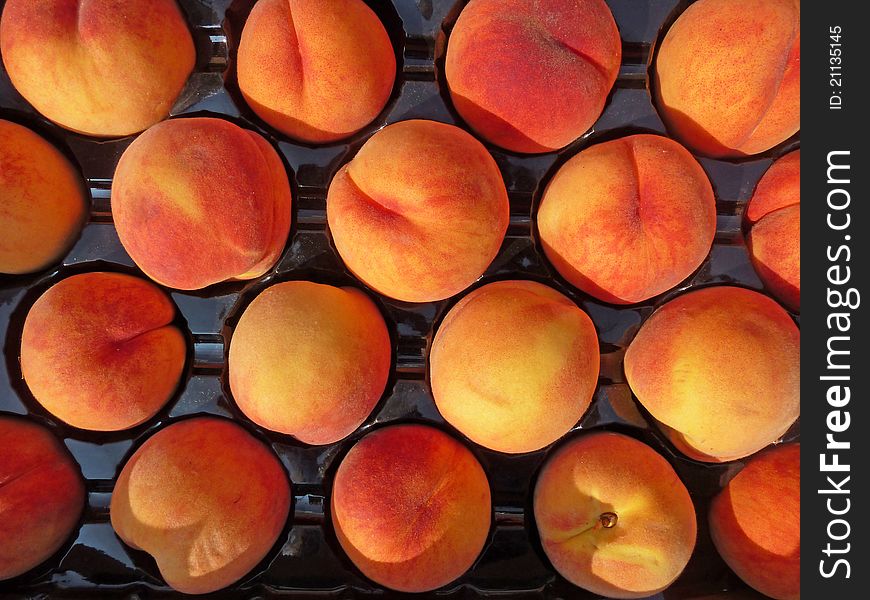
430 280 599 453
0 119 87 275
624 286 800 462
331 424 491 592
21 272 187 431
326 119 509 302
654 0 800 157
0 417 86 580
237 0 396 143
112 117 293 290
534 431 697 598
446 0 621 153
0 0 195 137
228 281 392 445
110 417 291 594
538 134 716 304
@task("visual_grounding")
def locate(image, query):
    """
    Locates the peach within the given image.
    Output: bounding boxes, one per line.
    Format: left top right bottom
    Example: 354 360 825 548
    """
237 0 395 143
0 417 85 580
0 0 195 138
21 272 186 431
746 150 800 311
430 280 599 453
624 286 800 462
0 119 87 275
654 0 800 158
331 424 491 592
327 119 509 302
228 281 391 445
112 117 292 290
111 417 291 594
538 134 716 304
445 0 621 153
710 443 800 600
534 431 696 598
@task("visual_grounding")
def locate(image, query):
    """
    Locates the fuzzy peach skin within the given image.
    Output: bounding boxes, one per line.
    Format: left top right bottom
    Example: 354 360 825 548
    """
327 120 509 302
534 432 696 598
538 134 715 304
111 417 291 594
0 417 85 580
331 424 491 592
112 118 292 290
228 281 391 445
624 286 800 462
430 280 599 453
0 0 195 138
654 0 800 158
745 150 800 225
0 119 87 274
709 443 800 600
237 0 395 143
445 0 621 154
20 272 186 431
747 150 800 312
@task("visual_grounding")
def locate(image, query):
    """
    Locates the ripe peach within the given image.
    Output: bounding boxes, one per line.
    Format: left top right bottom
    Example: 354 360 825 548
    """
21 272 186 431
111 417 291 594
624 286 800 462
331 424 491 592
0 119 87 275
445 0 621 153
430 280 599 453
746 150 800 311
534 431 696 598
0 0 195 138
237 0 395 143
654 0 800 158
112 117 292 290
0 417 85 580
709 443 800 600
327 119 509 302
228 281 391 445
538 134 716 304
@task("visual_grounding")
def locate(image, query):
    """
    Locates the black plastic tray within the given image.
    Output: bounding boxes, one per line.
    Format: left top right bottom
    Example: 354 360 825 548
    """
0 0 799 597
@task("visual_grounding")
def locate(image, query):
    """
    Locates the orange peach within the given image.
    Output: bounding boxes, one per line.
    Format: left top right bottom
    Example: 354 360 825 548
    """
21 272 186 431
237 0 395 143
0 417 85 580
228 281 391 445
534 431 696 598
445 0 621 153
538 134 716 304
430 280 599 453
111 417 291 594
0 119 87 274
654 0 800 158
0 0 195 137
331 424 491 592
746 150 800 311
624 286 800 462
710 443 800 600
327 119 509 302
112 117 292 290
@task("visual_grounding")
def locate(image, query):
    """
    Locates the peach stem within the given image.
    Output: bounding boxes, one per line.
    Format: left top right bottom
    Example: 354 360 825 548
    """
599 512 618 529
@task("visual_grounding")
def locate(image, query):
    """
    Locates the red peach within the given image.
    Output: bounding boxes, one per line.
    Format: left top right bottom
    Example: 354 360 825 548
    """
0 417 85 580
110 417 291 594
0 0 195 137
21 272 186 431
709 443 800 600
331 424 491 592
